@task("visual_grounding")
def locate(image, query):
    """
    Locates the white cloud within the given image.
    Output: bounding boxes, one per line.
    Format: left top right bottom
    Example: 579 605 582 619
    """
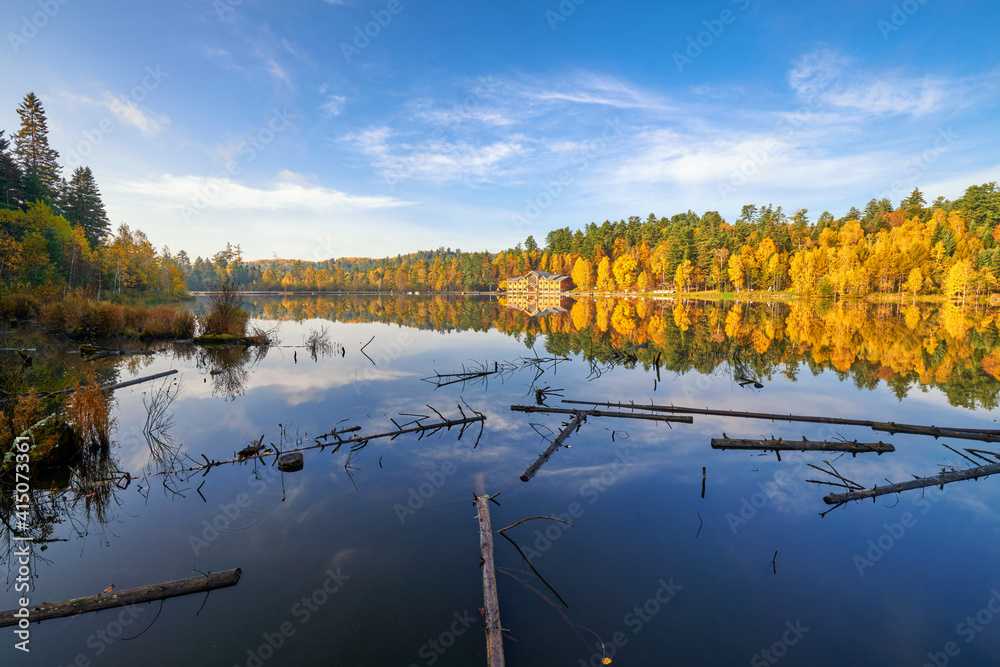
322 95 346 116
104 92 170 137
56 88 170 137
107 172 412 212
522 71 673 112
346 126 527 183
787 49 987 117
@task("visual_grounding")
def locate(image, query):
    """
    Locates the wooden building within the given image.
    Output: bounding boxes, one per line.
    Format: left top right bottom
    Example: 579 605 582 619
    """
504 270 573 294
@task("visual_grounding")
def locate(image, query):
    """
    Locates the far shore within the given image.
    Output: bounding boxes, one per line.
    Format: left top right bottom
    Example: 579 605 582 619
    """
188 289 989 305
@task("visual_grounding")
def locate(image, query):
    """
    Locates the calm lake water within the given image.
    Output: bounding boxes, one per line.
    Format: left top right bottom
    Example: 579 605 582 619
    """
5 295 1000 666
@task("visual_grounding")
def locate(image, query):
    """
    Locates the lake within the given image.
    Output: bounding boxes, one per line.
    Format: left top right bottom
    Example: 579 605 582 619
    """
4 294 1000 666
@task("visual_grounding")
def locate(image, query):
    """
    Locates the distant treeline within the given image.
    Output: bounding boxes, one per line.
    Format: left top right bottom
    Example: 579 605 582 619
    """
184 183 1000 299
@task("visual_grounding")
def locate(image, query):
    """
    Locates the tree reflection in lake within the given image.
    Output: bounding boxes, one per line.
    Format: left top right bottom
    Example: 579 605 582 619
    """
239 294 1000 409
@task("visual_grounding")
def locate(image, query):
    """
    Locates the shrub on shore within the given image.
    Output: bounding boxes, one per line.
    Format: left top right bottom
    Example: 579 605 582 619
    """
200 275 249 337
0 291 41 319
39 295 195 339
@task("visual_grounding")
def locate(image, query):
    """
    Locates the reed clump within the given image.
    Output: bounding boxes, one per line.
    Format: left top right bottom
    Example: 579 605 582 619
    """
0 391 61 471
143 305 196 338
40 295 195 339
0 291 41 319
65 377 115 450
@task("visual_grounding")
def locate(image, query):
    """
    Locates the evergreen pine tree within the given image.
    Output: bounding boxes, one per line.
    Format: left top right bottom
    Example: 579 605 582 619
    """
63 166 111 246
0 130 24 208
13 92 62 205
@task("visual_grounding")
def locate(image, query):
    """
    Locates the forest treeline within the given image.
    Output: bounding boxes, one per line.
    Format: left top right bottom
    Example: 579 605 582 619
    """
3 91 1000 303
238 294 1000 410
0 93 186 302
186 184 1000 299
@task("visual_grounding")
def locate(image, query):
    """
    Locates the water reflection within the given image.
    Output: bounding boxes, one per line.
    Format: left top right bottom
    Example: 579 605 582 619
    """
5 295 1000 666
241 294 1000 410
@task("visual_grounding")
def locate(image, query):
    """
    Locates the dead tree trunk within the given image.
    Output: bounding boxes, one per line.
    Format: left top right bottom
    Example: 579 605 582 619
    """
3 370 179 404
711 437 895 454
825 462 1000 504
561 400 1000 437
512 405 692 424
521 412 585 482
871 423 1000 444
0 568 242 627
476 494 505 667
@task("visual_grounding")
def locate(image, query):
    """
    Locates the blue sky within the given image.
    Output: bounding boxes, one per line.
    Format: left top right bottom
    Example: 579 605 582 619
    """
2 0 999 261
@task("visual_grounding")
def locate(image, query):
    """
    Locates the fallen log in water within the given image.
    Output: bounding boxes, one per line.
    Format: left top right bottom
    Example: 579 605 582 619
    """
521 412 586 482
476 494 505 667
711 437 895 454
1 369 179 404
560 400 1000 440
871 423 1000 443
153 405 485 477
80 344 155 358
0 568 242 627
511 405 692 424
825 462 1000 504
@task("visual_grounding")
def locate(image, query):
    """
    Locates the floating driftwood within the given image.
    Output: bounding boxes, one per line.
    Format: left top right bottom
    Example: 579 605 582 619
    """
476 493 505 667
2 369 180 405
521 412 586 482
512 404 692 424
561 400 1000 441
0 568 242 627
152 404 485 477
80 344 155 358
422 355 569 390
711 437 895 454
871 423 1000 444
824 461 1000 504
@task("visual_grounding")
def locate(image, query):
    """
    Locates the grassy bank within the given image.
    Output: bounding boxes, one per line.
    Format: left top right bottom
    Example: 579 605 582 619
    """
39 295 195 339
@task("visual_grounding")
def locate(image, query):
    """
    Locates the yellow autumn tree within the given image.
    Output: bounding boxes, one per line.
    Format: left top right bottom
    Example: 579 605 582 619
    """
571 257 595 291
596 256 615 292
612 254 638 291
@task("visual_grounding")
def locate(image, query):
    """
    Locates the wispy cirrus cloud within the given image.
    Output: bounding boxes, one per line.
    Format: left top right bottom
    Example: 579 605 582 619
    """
106 170 411 212
57 89 170 137
520 71 674 112
788 49 999 117
345 126 528 184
